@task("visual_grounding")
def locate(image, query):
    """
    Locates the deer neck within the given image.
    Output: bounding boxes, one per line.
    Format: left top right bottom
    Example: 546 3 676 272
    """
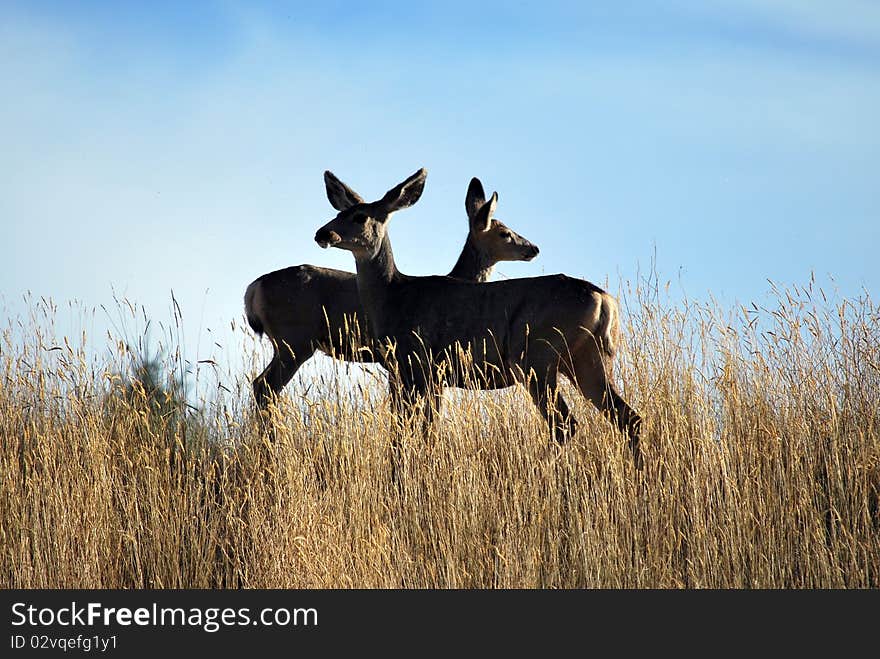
353 233 399 333
448 234 494 282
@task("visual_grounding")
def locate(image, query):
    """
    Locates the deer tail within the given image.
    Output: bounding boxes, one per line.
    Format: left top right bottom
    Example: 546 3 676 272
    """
596 293 620 359
244 279 265 337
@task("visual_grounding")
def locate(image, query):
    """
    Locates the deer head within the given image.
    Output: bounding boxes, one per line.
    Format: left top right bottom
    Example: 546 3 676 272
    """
315 168 427 258
464 177 539 263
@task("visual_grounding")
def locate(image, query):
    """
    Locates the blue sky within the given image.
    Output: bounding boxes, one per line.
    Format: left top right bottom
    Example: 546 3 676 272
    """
2 1 879 390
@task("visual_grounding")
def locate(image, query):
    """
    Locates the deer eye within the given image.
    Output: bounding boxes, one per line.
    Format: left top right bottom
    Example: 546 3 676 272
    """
352 213 368 225
500 231 512 240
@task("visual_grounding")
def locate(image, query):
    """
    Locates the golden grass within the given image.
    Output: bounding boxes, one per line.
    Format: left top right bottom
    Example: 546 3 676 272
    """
1 279 878 588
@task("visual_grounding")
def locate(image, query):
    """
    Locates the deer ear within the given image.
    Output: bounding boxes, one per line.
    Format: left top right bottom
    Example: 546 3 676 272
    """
465 177 486 220
324 171 364 211
472 191 497 233
379 168 427 217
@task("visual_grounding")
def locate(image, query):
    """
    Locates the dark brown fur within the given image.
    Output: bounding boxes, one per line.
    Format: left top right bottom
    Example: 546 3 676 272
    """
245 177 538 407
315 169 642 467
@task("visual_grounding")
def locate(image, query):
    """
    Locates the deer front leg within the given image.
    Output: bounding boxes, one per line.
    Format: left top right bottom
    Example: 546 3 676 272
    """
253 341 312 410
386 370 434 484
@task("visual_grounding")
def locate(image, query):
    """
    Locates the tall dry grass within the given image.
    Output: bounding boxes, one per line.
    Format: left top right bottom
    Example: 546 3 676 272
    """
1 278 878 588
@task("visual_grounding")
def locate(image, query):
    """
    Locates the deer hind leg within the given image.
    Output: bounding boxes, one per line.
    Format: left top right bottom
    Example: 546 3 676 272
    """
526 368 578 443
252 341 312 410
570 347 643 468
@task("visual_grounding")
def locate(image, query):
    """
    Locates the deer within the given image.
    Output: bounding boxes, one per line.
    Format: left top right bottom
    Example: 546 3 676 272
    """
245 176 540 409
314 168 643 468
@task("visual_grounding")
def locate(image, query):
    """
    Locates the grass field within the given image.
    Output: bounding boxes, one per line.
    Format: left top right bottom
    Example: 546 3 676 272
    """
2 278 878 588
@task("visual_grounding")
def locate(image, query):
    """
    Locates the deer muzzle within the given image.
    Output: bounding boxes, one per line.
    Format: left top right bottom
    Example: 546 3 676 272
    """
315 228 342 248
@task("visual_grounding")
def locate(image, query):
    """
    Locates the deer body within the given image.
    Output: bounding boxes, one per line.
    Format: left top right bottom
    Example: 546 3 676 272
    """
246 177 538 407
245 264 365 367
315 168 642 466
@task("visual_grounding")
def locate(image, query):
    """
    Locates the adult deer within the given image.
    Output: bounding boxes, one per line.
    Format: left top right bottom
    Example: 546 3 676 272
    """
314 168 642 467
245 176 539 408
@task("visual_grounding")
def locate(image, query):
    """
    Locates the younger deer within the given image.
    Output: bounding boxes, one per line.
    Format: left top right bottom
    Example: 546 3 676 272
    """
245 176 539 408
314 168 642 467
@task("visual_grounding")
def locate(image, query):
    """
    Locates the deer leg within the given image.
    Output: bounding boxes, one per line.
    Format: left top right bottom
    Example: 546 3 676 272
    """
406 376 435 435
386 372 432 484
571 351 642 469
386 378 405 483
252 342 312 410
415 383 444 444
526 370 578 443
428 387 443 429
391 353 439 434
